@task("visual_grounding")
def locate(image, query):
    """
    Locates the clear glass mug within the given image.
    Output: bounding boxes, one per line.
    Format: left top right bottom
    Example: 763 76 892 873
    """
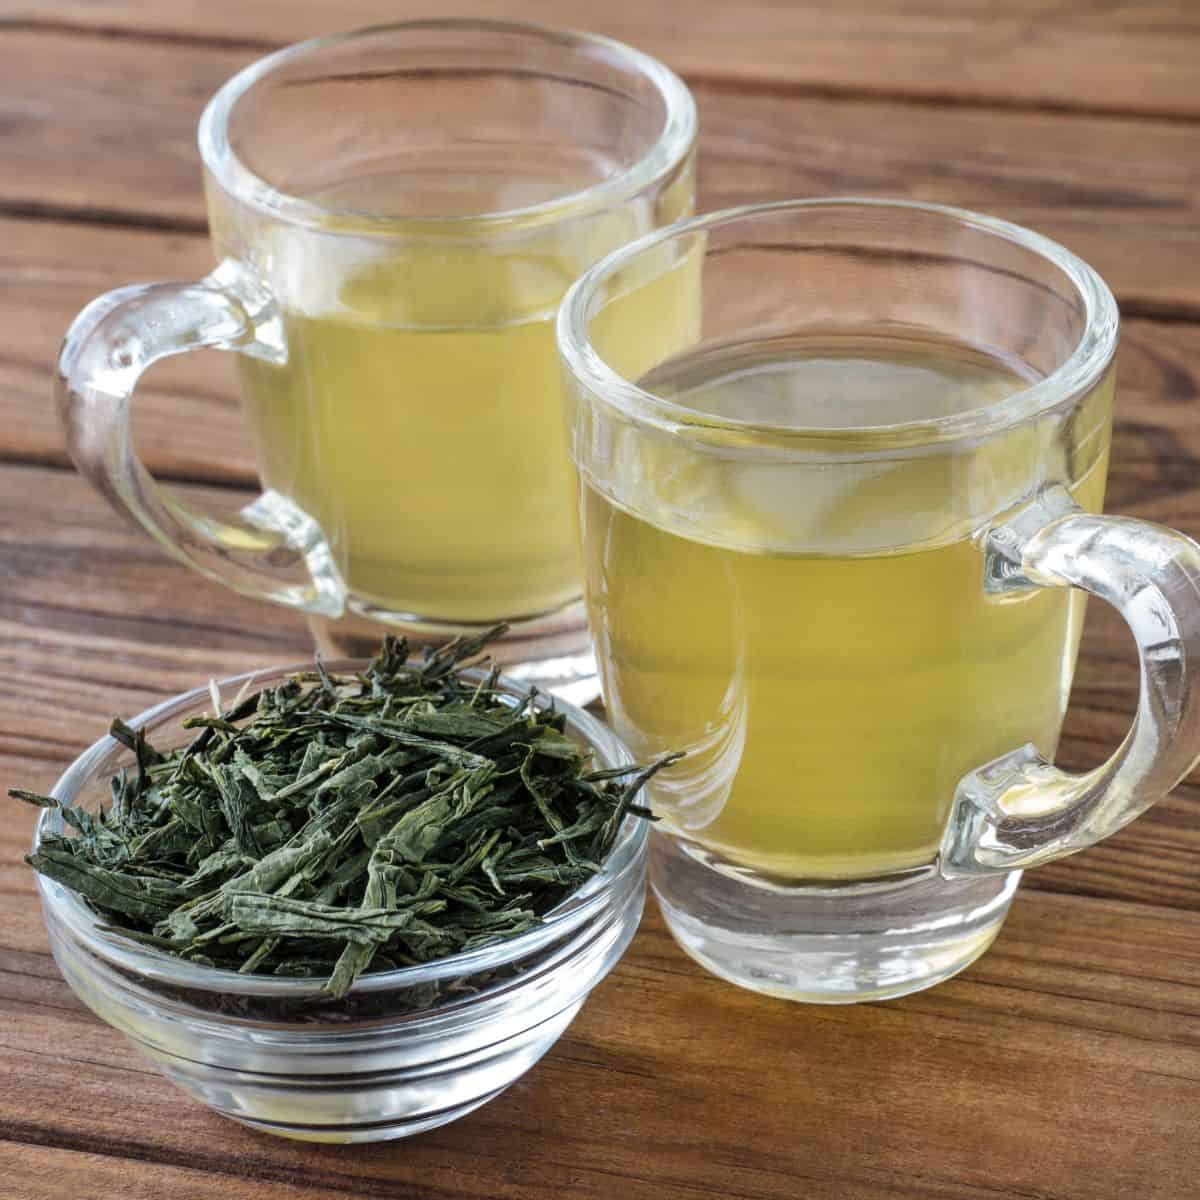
557 198 1200 1002
55 20 697 702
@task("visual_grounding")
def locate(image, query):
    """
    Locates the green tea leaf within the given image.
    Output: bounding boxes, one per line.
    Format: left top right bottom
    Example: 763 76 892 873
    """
10 632 672 998
8 788 58 808
27 844 181 922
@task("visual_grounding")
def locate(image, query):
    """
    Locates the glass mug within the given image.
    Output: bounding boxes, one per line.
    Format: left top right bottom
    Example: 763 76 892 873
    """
56 20 697 702
558 199 1200 1002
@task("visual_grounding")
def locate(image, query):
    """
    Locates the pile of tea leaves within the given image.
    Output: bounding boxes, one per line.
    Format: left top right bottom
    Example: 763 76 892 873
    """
11 630 673 998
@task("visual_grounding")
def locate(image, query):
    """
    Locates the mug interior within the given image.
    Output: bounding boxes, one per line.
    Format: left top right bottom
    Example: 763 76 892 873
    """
561 198 1118 445
200 20 696 229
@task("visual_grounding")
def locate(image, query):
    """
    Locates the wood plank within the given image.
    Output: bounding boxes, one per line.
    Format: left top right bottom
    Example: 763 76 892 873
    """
0 1143 342 1200
12 0 1200 119
0 465 309 797
3 31 1200 314
0 875 1196 1199
0 467 309 731
0 218 250 483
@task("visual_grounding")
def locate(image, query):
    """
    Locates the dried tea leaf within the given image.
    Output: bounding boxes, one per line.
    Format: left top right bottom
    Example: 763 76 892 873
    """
10 630 676 999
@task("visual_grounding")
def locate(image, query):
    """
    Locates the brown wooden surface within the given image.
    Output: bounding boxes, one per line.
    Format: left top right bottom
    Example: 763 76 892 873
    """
6 29 1200 318
2 3 1199 1198
12 0 1200 118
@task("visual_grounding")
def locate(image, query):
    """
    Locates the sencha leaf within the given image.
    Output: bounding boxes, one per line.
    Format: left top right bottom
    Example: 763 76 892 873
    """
27 843 182 922
228 892 447 945
11 631 677 999
8 788 58 808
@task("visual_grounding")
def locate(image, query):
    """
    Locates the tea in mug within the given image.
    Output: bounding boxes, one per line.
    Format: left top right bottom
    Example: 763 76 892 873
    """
238 236 699 623
582 334 1112 879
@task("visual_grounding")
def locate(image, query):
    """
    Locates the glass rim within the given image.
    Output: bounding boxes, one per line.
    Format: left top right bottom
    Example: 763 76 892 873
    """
556 197 1120 449
197 18 697 237
33 659 646 1000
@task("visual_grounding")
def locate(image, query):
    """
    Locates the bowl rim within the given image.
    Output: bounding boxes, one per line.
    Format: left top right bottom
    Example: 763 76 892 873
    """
34 659 646 999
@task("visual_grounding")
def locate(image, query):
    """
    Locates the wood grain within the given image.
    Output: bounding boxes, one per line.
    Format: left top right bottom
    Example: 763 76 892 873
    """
0 1144 352 1200
0 217 249 482
11 0 1200 118
0 876 1197 1199
3 31 1200 315
4 3 1200 1197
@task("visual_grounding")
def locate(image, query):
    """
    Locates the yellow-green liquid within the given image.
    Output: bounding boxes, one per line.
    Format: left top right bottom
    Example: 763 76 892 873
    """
582 336 1112 879
238 241 698 622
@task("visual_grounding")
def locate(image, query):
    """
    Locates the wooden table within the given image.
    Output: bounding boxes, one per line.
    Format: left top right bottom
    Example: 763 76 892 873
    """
3 3 1200 1196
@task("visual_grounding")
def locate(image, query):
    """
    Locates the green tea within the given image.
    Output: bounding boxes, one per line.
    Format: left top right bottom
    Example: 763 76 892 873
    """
581 335 1112 879
238 238 698 623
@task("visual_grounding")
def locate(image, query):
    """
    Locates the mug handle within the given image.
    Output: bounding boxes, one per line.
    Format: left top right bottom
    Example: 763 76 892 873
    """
55 258 344 616
942 485 1200 876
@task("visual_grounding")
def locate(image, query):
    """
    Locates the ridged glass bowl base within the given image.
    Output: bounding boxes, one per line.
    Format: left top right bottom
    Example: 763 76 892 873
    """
651 832 1019 1003
223 1092 502 1144
142 1005 581 1144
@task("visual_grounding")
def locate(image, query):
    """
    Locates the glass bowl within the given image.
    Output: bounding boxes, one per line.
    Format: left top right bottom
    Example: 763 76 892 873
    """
32 662 647 1143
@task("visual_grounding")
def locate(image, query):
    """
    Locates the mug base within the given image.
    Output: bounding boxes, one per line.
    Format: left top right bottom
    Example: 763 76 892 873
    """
651 832 1019 1003
307 600 599 706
